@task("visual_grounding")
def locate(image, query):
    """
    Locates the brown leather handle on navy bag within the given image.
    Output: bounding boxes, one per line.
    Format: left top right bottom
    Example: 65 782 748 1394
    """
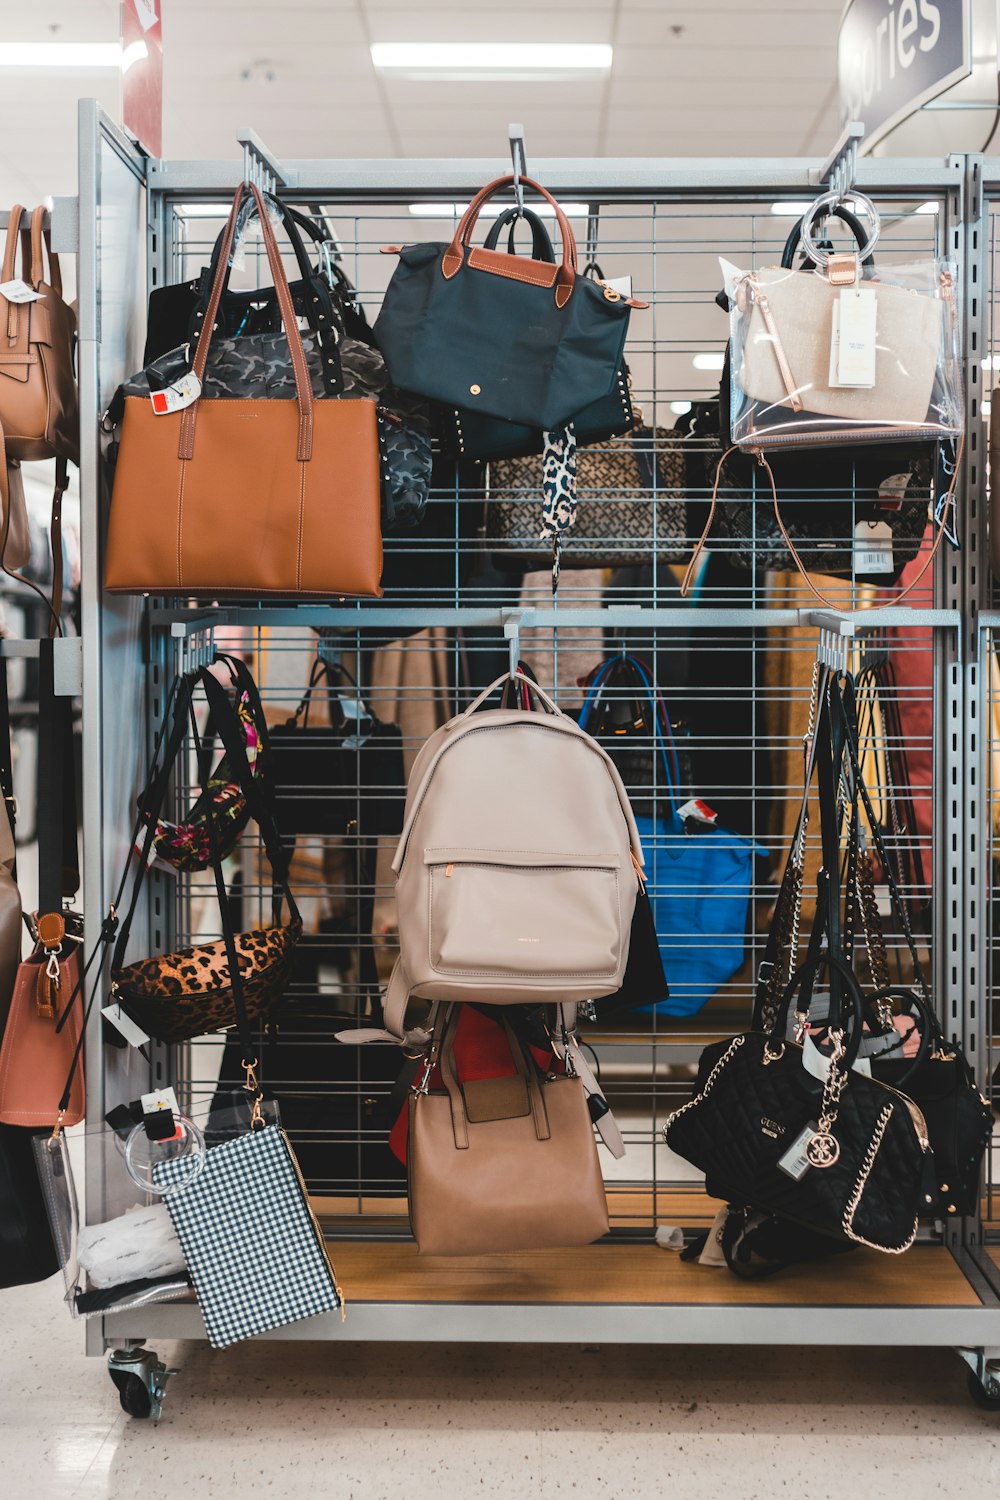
441 174 578 308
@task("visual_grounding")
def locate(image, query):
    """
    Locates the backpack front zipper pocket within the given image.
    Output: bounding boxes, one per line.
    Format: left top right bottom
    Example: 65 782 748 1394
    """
425 848 623 982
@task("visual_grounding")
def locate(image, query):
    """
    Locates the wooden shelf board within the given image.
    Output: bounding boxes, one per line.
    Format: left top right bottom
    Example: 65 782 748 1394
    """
324 1239 977 1309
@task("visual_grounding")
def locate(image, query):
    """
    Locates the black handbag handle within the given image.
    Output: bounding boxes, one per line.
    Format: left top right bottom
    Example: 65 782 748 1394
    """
781 203 876 271
483 206 555 264
198 194 324 314
770 948 868 1073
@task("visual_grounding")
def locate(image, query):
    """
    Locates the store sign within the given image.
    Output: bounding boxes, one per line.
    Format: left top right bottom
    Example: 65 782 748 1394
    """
838 0 971 150
122 0 163 158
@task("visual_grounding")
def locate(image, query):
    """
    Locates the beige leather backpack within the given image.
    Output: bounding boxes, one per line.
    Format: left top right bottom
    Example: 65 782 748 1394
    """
370 671 644 1042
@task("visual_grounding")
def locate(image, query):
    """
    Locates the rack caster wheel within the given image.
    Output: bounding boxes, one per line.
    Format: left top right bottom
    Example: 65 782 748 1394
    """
108 1344 173 1420
967 1369 1000 1411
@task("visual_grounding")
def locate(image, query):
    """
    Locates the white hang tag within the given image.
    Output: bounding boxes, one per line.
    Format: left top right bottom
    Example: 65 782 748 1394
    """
149 371 202 415
338 695 364 721
0 278 43 305
777 1121 819 1181
802 1030 872 1081
102 1002 151 1049
875 883 892 917
341 732 371 751
854 520 895 575
132 0 159 31
602 275 632 299
141 1086 180 1119
835 285 877 387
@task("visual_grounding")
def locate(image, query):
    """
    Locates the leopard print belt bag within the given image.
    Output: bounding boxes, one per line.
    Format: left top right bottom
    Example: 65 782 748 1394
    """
110 659 301 1046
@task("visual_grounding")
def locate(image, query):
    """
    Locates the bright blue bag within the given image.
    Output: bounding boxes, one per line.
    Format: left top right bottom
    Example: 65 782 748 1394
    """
580 655 759 1017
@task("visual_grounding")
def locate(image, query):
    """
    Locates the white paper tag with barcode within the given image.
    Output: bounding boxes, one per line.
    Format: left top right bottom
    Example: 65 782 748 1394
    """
837 285 877 386
0 278 42 305
777 1122 818 1181
854 520 894 575
102 1002 151 1048
149 371 202 415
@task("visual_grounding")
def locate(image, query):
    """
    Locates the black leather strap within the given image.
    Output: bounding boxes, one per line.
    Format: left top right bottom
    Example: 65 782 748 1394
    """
36 637 78 918
484 206 555 263
781 204 876 272
0 654 14 849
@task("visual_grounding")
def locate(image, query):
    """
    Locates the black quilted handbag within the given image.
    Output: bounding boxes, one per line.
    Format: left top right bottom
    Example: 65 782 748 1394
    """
665 952 932 1253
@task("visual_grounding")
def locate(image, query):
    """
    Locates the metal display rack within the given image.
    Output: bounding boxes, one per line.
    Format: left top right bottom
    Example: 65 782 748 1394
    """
69 98 1000 1411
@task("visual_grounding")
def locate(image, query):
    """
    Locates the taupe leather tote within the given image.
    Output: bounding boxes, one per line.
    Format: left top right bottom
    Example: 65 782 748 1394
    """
408 1007 608 1255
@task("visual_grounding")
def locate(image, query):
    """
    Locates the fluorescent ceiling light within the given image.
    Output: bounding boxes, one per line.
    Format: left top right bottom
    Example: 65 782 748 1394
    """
692 352 725 371
371 43 612 79
408 202 588 220
0 42 125 68
769 201 814 217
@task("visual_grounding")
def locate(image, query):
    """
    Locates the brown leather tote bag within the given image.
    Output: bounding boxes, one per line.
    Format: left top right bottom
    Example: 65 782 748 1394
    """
0 205 79 467
408 1007 608 1255
105 181 383 599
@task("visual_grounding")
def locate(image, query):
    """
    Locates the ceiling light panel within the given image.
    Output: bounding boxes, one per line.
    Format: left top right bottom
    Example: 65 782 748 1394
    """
370 43 613 80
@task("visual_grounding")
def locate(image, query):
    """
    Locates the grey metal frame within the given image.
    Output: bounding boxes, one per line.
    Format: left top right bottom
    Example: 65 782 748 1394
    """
75 102 1000 1363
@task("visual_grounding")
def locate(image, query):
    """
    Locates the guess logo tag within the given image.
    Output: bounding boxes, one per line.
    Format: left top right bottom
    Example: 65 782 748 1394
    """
777 1122 818 1181
149 371 202 415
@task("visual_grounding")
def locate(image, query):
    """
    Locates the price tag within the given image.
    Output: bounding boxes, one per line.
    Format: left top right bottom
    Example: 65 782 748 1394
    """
102 1002 151 1048
141 1086 180 1119
602 275 632 299
677 798 718 828
777 1122 818 1181
828 287 877 389
0 278 43 305
877 473 912 513
854 521 894 575
149 371 202 415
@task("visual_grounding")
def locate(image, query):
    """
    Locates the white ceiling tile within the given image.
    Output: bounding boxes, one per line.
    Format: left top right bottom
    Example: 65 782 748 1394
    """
612 44 835 80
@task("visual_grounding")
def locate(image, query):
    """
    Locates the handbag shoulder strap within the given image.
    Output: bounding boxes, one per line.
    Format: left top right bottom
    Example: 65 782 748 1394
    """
37 637 78 918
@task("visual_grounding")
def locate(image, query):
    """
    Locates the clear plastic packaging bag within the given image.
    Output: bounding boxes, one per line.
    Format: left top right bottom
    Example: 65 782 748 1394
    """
32 1094 279 1319
723 194 964 452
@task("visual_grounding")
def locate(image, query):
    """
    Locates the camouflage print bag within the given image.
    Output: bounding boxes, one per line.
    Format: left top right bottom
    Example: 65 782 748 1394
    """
115 328 432 533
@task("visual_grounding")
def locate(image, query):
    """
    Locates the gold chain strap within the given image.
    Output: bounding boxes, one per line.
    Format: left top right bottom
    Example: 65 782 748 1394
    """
842 1102 919 1253
662 1034 745 1139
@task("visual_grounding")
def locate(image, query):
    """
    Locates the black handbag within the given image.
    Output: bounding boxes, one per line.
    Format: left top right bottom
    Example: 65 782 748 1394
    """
834 677 993 1220
268 659 405 839
434 210 634 461
144 199 359 363
374 173 641 431
665 950 932 1252
688 398 931 585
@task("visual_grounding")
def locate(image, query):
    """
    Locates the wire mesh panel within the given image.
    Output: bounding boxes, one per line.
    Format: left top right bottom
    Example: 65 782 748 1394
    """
141 180 956 1244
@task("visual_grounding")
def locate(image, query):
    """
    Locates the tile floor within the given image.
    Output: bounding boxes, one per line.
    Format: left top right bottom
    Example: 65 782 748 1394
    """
3 1272 1000 1499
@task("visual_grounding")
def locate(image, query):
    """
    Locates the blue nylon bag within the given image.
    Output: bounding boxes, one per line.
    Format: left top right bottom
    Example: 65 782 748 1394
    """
580 655 759 1016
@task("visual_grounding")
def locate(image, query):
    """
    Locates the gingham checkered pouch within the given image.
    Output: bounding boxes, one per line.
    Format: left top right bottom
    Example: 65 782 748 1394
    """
155 1124 343 1348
